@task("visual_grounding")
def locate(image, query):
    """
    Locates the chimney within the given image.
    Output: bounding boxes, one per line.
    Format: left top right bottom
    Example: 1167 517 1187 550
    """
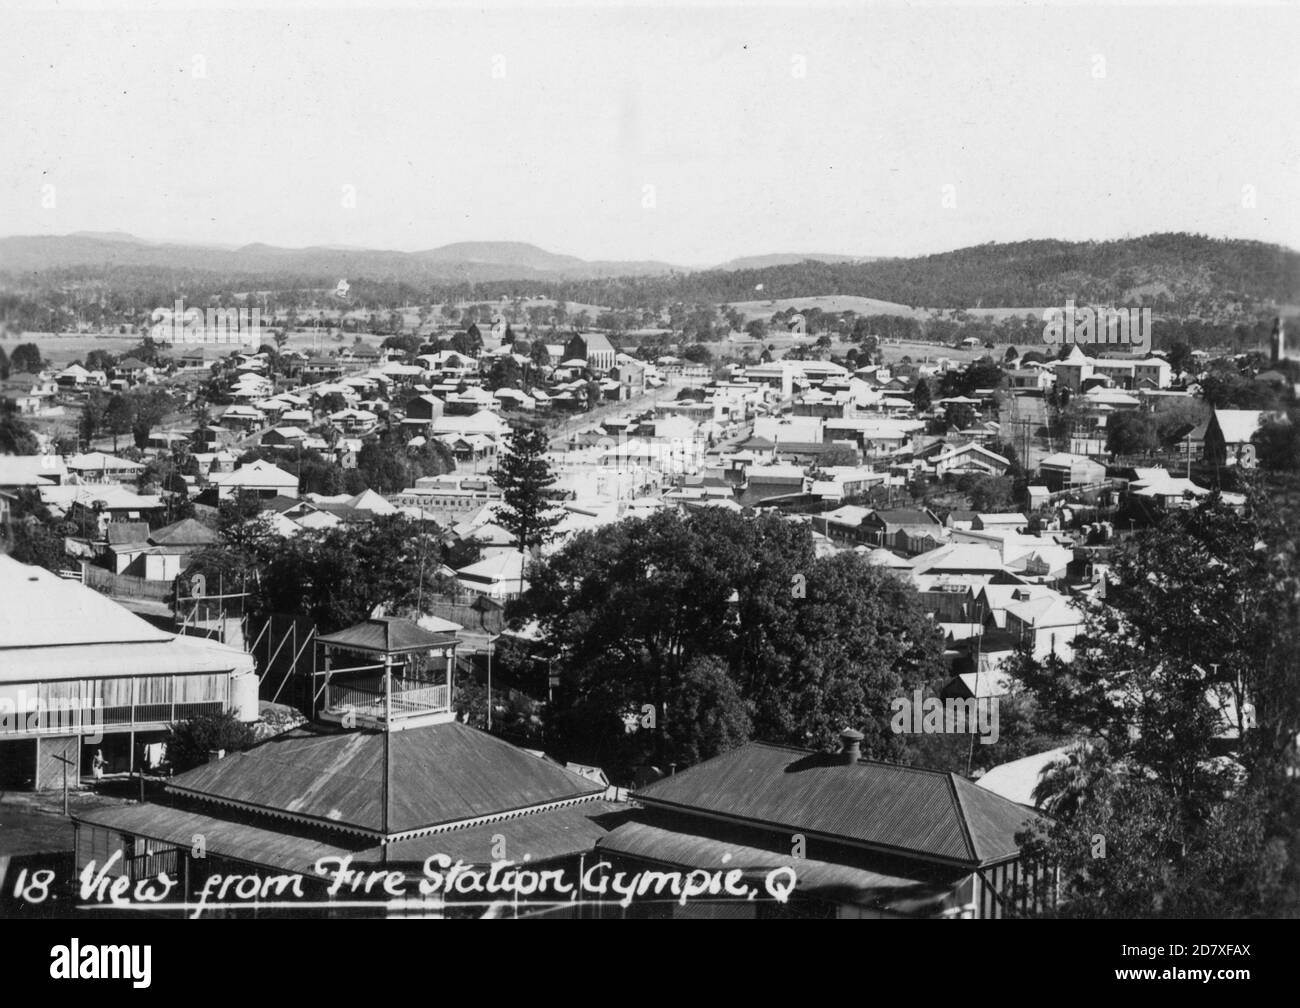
838 728 864 764
207 748 226 764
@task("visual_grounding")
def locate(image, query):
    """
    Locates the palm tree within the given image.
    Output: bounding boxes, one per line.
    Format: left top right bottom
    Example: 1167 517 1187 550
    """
1032 742 1118 818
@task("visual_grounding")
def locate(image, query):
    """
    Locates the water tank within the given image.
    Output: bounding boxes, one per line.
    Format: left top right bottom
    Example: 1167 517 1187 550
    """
231 671 260 722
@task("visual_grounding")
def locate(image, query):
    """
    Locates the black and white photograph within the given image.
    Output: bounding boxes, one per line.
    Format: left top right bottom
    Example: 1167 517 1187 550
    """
0 0 1295 965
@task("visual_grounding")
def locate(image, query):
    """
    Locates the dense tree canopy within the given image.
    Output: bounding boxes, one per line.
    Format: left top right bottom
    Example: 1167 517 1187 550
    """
527 508 946 778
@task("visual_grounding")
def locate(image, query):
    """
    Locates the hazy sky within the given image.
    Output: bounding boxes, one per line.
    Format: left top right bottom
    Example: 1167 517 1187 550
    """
2 1 1297 266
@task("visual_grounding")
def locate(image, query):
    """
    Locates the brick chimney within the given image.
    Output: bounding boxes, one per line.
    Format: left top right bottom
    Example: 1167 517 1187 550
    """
839 728 864 764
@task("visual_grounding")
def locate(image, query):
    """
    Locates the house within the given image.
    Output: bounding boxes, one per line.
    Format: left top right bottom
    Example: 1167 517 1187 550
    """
55 363 92 388
1203 408 1287 468
456 550 529 598
328 407 379 434
113 357 150 383
0 455 66 492
178 347 219 371
1 372 58 414
260 426 308 449
860 508 943 550
133 517 221 581
103 521 153 573
929 443 1011 478
0 554 256 789
218 404 266 431
595 732 1049 918
209 459 299 501
302 357 344 382
1005 591 1083 661
339 343 382 367
65 452 146 486
825 418 920 457
403 394 446 424
43 485 165 533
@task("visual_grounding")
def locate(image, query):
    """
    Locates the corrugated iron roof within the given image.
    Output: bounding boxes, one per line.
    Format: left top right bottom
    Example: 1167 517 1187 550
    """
149 517 219 547
632 742 1041 867
598 816 961 914
106 521 151 546
316 616 458 654
168 721 606 838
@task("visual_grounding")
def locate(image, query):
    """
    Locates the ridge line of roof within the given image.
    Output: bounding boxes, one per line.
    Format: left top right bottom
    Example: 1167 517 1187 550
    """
946 772 981 864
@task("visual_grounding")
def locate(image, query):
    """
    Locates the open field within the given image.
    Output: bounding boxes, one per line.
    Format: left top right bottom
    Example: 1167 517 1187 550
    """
730 295 1049 323
4 332 147 369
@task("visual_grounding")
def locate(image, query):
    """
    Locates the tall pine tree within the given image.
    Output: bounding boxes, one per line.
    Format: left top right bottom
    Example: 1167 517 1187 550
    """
491 425 563 555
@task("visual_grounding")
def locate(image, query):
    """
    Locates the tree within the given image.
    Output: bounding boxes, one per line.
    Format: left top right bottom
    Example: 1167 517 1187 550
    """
164 711 256 773
2 490 65 571
944 402 976 431
490 426 563 555
530 340 551 369
1165 341 1193 376
0 400 40 454
9 343 44 373
0 346 9 380
912 378 932 413
1012 494 1299 816
103 394 135 452
817 445 861 468
129 388 171 448
529 509 945 778
1256 416 1300 472
79 389 110 446
1105 410 1158 457
196 514 445 635
486 355 522 392
959 473 1014 512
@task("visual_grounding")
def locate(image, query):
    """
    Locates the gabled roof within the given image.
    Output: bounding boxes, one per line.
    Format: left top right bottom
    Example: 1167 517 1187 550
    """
148 517 219 547
105 521 151 547
866 508 939 527
1210 408 1274 444
633 742 1041 867
167 720 605 838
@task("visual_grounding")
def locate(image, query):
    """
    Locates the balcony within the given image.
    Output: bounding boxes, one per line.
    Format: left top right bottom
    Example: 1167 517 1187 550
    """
319 679 453 729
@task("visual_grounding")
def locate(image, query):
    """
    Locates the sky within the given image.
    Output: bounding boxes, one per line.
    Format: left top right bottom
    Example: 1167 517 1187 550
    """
1 0 1297 267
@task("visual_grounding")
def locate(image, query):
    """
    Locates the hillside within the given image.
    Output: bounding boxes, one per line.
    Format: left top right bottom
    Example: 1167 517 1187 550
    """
522 235 1300 319
712 252 871 271
2 233 1295 325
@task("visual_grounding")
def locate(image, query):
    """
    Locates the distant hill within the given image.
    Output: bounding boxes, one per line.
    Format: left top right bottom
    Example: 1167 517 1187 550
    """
0 234 682 283
712 252 874 271
2 232 1295 322
515 235 1300 319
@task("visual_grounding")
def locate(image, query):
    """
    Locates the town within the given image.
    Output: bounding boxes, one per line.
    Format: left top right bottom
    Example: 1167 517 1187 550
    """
1 282 1296 920
0 0 1296 946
